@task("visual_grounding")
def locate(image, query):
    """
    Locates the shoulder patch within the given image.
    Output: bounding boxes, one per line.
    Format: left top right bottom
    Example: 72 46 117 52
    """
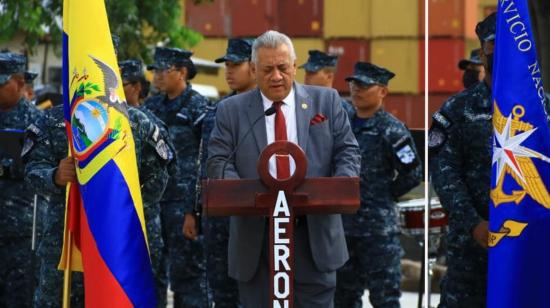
432 111 452 130
428 128 446 149
193 113 206 127
176 112 189 121
152 125 160 143
396 144 416 164
392 135 408 149
21 139 34 157
155 139 172 161
26 123 41 136
391 135 418 166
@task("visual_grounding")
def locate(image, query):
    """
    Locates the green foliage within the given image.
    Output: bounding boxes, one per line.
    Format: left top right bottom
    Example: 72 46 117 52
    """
0 0 211 61
0 0 63 52
76 81 100 98
111 117 122 140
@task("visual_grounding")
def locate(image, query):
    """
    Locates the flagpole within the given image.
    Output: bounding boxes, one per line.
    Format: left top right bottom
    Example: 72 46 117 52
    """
62 232 73 308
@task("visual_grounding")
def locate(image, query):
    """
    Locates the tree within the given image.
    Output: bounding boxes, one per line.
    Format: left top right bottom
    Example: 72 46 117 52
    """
0 0 210 61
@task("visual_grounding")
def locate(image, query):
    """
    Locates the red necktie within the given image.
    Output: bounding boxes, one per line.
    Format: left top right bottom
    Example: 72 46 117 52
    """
274 101 290 179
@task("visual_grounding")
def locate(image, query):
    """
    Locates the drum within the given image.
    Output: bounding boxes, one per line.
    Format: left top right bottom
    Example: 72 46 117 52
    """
397 198 448 236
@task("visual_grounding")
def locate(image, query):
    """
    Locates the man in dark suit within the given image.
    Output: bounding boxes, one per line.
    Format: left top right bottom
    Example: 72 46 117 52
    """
207 30 360 307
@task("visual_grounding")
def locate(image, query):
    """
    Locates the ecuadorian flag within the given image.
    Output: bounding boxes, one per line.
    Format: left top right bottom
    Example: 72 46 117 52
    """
59 0 157 306
488 1 550 307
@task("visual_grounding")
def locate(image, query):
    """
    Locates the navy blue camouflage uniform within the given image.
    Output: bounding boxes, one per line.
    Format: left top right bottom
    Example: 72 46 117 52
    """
335 62 422 308
0 52 45 307
23 105 84 308
428 14 496 308
144 47 210 307
428 82 492 308
0 99 45 307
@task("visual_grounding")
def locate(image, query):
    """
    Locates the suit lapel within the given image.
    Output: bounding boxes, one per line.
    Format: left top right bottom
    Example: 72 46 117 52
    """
246 89 268 153
294 83 314 153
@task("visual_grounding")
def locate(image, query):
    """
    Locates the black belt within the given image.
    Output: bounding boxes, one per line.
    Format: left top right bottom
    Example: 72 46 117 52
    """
295 215 307 227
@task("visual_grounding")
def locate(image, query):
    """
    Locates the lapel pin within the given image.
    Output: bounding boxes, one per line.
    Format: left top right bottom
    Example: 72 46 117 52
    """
301 103 308 110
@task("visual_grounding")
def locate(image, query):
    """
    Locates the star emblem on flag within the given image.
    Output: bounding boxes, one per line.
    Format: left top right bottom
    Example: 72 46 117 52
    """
490 103 550 208
493 114 538 183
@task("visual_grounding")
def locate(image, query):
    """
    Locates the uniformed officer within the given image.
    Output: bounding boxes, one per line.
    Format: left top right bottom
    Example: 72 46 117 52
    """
23 105 85 308
0 51 45 307
144 47 210 307
192 37 256 308
23 71 38 102
335 62 422 308
299 49 355 115
119 59 151 107
428 13 496 308
25 99 174 307
458 49 485 89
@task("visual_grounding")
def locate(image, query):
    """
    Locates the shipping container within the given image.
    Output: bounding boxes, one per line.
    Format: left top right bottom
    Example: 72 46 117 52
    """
477 0 497 7
482 5 497 18
293 38 326 85
420 39 464 93
383 94 425 130
464 38 480 60
427 93 454 126
371 39 420 94
323 0 370 38
420 0 478 39
279 0 323 37
190 38 230 93
185 0 228 37
230 0 278 37
371 0 419 38
325 39 370 93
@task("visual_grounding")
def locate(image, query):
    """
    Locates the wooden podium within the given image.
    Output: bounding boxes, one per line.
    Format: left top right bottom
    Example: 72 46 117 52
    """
202 141 360 308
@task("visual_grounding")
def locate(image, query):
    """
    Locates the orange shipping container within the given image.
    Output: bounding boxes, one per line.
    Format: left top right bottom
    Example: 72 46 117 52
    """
185 0 227 37
383 94 425 130
420 0 478 39
420 39 465 93
325 39 370 93
279 0 323 37
427 93 454 126
230 0 278 37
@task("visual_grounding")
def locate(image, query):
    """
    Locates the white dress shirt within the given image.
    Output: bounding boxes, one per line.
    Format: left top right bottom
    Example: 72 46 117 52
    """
261 87 298 178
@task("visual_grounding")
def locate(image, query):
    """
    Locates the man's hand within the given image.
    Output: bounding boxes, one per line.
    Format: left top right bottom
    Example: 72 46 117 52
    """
472 220 489 249
55 157 76 186
182 213 198 240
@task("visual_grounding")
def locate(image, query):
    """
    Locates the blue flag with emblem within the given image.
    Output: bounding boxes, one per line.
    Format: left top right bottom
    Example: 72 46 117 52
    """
488 1 550 307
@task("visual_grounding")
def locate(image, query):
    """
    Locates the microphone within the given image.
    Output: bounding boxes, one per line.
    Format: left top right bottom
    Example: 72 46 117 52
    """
220 105 277 179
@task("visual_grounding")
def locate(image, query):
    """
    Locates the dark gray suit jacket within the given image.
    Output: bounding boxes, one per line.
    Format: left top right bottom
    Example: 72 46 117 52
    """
207 83 360 282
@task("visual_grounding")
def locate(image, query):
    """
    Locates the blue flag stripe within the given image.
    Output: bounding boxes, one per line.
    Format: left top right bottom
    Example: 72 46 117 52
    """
81 160 157 307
